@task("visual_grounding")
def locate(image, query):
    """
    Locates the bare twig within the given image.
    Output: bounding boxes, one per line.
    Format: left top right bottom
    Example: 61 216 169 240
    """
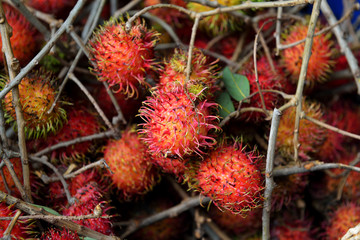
113 0 142 19
262 109 281 240
0 190 120 240
33 130 115 157
0 0 32 203
293 0 322 162
120 196 211 238
321 0 360 94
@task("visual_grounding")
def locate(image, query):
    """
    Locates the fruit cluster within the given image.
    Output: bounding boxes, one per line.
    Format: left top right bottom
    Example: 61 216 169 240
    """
0 1 360 239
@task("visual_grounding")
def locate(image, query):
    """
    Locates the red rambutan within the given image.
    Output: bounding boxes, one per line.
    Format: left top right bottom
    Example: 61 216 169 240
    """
41 228 80 240
276 99 327 160
272 220 313 240
25 0 77 16
281 20 335 87
150 153 188 181
187 141 264 214
326 202 360 240
139 88 219 158
89 17 159 97
103 127 160 199
1 71 67 139
0 3 39 66
62 182 114 235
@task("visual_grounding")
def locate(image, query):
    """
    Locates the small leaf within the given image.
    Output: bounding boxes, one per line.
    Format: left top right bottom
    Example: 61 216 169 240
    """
216 91 235 118
83 237 97 240
222 67 250 101
29 203 61 216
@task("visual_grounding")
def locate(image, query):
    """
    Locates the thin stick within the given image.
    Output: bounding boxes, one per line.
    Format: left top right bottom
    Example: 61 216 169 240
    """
320 0 360 94
0 1 32 202
33 130 115 157
68 73 115 131
293 0 322 162
262 109 281 240
113 0 143 19
0 190 120 240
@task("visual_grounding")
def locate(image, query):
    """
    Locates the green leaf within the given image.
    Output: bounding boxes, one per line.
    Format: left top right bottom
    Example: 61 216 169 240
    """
216 91 235 118
222 67 250 101
83 238 97 240
29 203 61 216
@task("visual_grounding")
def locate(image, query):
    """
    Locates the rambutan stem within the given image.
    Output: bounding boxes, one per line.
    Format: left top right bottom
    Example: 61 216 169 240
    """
293 0 322 162
0 0 32 203
262 108 281 240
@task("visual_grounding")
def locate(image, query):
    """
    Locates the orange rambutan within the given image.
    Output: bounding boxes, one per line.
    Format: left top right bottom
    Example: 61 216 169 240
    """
89 17 159 97
276 99 327 160
186 0 243 35
158 48 219 98
1 71 67 139
139 88 219 159
281 20 335 87
103 127 160 199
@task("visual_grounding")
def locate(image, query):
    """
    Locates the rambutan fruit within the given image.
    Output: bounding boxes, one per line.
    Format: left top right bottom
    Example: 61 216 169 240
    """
32 105 101 162
62 182 114 235
325 202 360 240
25 0 77 17
238 56 284 122
139 88 219 159
186 0 243 35
144 0 187 26
0 158 23 198
41 228 80 240
271 173 308 211
0 3 39 66
187 141 264 214
89 17 160 97
281 20 335 87
0 71 67 139
158 48 218 98
208 206 262 235
276 99 327 160
103 127 160 199
0 202 32 239
272 220 313 240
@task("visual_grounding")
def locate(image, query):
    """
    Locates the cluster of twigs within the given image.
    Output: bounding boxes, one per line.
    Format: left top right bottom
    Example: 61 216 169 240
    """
0 0 360 239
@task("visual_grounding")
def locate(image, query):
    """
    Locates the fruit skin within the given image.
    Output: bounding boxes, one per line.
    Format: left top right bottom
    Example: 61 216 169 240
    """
0 158 23 198
150 153 188 181
158 48 219 98
1 71 67 139
25 0 77 17
281 19 335 87
30 105 101 162
62 182 114 235
41 228 80 240
186 0 243 35
187 141 263 214
276 99 327 160
239 56 284 122
89 17 159 97
139 88 219 159
208 206 262 235
0 202 32 239
103 127 160 199
326 202 360 240
0 3 39 66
